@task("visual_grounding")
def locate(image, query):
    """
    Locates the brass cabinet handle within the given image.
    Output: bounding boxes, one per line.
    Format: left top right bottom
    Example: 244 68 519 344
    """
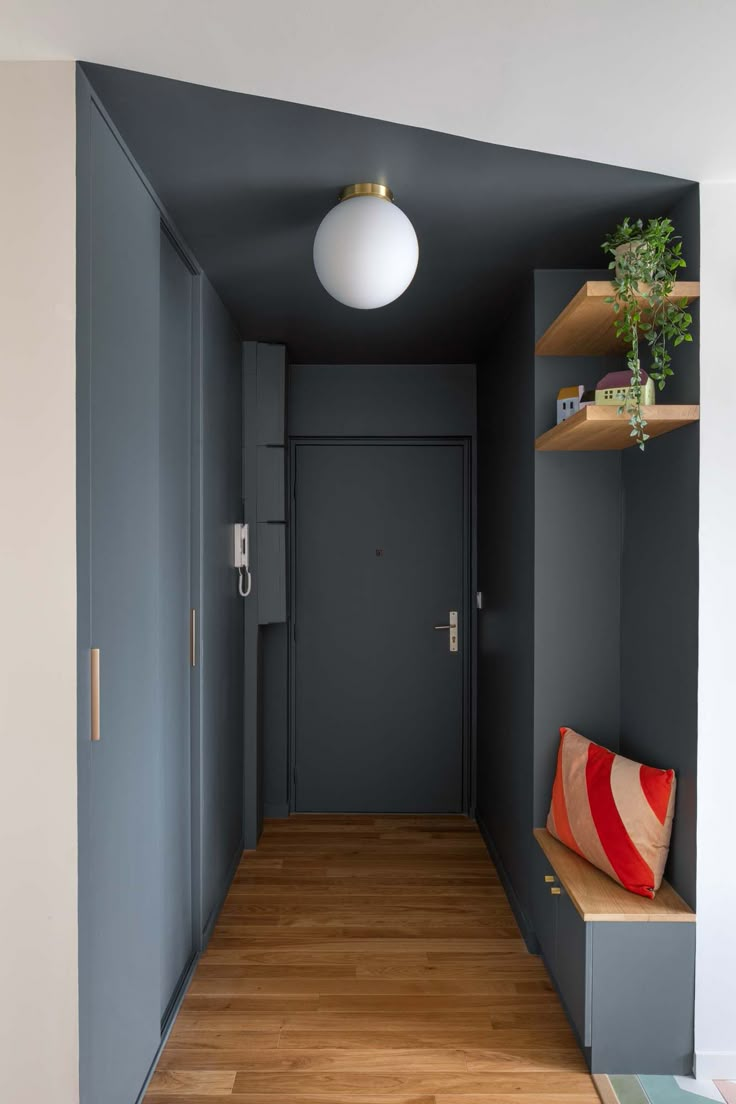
90 648 100 742
550 887 562 895
544 875 555 883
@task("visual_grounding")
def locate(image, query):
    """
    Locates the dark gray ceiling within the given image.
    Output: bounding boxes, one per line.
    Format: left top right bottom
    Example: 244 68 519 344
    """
83 63 695 363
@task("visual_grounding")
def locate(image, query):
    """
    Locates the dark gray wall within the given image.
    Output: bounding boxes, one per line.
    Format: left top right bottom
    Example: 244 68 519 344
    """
619 187 700 906
476 286 536 939
533 270 623 826
262 625 289 816
258 363 478 818
200 276 245 930
477 247 700 930
289 363 476 437
477 272 622 938
242 343 289 839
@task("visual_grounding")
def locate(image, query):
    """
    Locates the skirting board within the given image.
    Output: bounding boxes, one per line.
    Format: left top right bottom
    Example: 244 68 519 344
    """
695 1052 736 1080
592 1075 619 1104
264 802 290 818
476 813 538 952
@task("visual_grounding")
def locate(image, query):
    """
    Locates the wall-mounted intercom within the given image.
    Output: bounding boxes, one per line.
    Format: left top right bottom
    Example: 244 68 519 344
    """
234 523 252 598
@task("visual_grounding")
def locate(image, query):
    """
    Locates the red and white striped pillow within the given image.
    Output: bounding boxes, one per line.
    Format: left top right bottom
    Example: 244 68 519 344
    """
546 727 676 899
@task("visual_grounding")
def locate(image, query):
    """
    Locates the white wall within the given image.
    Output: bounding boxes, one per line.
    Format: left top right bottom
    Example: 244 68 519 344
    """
1 1 736 180
695 182 736 1080
0 61 79 1103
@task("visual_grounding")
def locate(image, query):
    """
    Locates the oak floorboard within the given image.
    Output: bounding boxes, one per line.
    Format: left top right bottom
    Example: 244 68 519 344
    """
144 816 595 1102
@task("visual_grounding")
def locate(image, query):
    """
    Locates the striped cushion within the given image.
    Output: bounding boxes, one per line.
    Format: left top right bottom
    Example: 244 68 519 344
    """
546 727 676 899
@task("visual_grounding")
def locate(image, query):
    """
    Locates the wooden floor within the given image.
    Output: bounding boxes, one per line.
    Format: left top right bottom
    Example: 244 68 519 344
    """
147 816 599 1103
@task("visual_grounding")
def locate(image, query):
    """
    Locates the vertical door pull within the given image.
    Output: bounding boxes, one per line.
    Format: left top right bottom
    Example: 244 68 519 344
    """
190 609 197 668
90 648 101 742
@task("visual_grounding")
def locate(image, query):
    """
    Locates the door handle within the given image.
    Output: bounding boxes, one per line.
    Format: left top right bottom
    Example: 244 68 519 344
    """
433 611 458 653
90 648 101 742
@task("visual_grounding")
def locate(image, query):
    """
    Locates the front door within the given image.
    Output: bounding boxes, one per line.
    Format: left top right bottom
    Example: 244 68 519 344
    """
293 441 466 812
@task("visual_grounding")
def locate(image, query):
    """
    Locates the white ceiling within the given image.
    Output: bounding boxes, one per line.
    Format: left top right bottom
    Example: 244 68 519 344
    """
2 0 735 182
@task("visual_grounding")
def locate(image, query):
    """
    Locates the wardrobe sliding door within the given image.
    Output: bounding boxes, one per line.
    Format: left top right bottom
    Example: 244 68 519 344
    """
78 102 162 1104
78 97 197 1104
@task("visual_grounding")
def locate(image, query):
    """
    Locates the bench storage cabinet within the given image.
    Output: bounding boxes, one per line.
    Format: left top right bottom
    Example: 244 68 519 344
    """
532 829 696 1074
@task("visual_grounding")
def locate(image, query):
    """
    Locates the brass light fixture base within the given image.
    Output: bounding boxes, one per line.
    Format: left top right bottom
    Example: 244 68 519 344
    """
339 182 394 203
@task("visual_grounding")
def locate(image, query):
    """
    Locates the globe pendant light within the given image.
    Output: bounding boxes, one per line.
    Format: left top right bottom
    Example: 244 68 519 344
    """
313 183 419 309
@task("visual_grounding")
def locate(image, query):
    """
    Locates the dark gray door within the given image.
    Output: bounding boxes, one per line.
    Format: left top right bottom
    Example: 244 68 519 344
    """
79 104 162 1104
293 442 465 812
158 229 194 1020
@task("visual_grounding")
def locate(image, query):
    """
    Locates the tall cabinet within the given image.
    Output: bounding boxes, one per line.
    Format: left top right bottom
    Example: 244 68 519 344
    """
77 95 167 1104
76 74 244 1104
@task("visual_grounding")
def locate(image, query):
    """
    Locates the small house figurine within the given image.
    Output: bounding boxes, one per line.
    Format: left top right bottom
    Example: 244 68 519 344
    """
556 385 585 424
595 369 655 407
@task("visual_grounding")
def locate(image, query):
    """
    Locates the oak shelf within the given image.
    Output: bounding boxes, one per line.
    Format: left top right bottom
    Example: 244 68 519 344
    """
535 280 700 356
534 828 695 923
535 404 699 452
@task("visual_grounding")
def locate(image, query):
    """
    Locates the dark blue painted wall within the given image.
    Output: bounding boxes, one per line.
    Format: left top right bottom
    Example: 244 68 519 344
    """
476 287 536 940
477 237 700 930
533 270 623 826
619 188 700 906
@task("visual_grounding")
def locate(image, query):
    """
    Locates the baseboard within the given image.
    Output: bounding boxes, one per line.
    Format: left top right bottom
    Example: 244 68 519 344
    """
694 1051 736 1079
475 813 538 953
264 802 290 818
202 838 244 947
592 1075 618 1104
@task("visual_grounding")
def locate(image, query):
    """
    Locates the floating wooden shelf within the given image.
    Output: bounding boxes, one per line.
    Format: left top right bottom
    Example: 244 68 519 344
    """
535 404 699 452
534 829 695 923
535 280 700 356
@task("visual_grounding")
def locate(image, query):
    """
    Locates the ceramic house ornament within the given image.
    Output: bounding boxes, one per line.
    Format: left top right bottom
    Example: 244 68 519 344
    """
556 385 585 424
595 369 656 407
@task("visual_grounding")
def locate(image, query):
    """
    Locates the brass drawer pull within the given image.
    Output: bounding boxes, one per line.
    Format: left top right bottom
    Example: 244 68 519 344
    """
544 875 555 883
550 887 561 895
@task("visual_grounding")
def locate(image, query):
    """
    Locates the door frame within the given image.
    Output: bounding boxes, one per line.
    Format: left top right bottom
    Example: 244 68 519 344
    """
288 436 474 815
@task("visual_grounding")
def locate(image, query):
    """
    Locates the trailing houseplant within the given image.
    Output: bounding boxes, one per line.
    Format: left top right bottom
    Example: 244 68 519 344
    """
601 216 693 449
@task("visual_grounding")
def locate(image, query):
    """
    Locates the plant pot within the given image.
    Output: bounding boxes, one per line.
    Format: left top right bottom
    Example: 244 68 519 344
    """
614 239 646 279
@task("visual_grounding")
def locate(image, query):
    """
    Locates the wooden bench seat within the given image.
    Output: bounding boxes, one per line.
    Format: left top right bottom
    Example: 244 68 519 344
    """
534 828 695 923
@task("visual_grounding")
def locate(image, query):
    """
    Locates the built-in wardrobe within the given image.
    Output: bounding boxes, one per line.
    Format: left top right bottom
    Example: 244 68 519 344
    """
76 73 244 1104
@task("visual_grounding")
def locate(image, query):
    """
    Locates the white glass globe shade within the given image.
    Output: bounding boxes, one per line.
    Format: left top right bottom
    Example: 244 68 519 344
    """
313 195 419 309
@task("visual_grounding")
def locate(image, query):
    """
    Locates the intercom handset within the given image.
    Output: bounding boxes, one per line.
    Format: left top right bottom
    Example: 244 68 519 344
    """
234 523 252 598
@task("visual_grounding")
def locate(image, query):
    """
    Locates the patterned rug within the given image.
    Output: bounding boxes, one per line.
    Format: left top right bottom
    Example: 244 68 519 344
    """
598 1075 736 1104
